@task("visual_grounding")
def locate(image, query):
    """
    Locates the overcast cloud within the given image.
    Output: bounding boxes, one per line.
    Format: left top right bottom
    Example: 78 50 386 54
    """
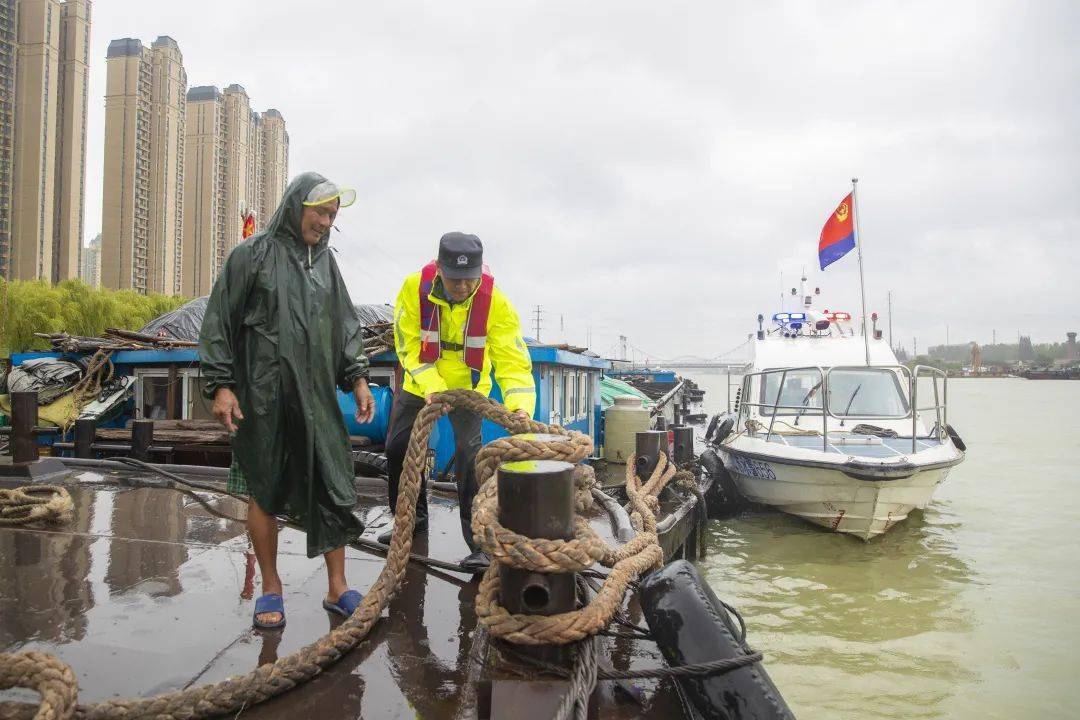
83 1 1079 359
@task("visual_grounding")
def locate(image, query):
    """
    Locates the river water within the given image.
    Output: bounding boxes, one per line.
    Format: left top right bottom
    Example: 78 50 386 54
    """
683 373 1079 719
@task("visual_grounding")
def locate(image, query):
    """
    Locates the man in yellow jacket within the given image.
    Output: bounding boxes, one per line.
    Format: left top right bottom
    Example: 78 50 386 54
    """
383 232 535 570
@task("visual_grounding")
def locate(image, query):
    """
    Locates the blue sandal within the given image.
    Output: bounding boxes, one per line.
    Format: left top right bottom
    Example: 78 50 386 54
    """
323 589 364 618
253 593 286 630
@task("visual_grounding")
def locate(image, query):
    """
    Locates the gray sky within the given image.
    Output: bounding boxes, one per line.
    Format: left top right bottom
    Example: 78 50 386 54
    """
84 1 1079 359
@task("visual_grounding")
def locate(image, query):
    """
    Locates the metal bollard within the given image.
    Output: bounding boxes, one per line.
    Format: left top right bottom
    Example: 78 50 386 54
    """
11 391 38 464
671 425 695 466
634 430 670 482
497 453 577 616
131 419 154 461
74 418 96 459
497 449 577 665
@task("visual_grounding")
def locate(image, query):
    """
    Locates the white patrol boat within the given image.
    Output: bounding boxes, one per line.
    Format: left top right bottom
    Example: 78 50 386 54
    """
712 302 966 540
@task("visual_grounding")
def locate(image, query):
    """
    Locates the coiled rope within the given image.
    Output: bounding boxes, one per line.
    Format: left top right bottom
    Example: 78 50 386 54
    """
0 485 73 527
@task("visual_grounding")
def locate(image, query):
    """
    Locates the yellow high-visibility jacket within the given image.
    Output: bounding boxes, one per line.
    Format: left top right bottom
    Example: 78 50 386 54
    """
393 271 536 415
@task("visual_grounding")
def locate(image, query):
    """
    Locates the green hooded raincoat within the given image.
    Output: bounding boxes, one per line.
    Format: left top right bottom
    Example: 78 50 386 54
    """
199 172 367 557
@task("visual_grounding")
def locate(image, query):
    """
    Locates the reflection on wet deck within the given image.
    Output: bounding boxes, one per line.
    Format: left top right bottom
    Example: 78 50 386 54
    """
1 471 683 718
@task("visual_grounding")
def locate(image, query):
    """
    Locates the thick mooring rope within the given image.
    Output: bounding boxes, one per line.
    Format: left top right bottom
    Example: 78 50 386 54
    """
0 485 73 527
0 390 470 720
0 388 680 719
471 447 679 646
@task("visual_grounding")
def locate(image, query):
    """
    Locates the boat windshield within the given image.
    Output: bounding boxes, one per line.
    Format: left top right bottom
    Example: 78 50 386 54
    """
759 369 823 416
827 368 909 417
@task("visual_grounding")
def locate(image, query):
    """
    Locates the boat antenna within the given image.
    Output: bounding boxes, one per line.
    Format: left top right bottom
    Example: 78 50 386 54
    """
852 178 871 366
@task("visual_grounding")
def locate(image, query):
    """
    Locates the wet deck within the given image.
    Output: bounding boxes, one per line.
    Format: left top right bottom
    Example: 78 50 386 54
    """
1 467 701 718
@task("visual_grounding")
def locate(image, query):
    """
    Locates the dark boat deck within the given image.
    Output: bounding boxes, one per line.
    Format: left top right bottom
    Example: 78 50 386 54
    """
1 466 703 718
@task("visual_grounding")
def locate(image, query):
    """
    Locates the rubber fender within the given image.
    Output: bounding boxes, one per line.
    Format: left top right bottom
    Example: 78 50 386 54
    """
705 415 722 442
639 561 795 720
699 448 724 478
945 424 966 452
714 418 734 444
699 448 744 518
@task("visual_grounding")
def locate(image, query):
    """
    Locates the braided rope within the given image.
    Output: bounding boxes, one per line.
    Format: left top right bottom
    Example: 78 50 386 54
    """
471 439 679 646
0 388 681 717
0 485 73 527
0 391 457 720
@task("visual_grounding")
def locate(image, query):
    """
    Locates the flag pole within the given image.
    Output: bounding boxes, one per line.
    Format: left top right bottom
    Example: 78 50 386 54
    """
852 177 871 366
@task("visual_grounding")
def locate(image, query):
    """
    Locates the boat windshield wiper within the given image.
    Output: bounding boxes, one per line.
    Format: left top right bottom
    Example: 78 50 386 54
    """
793 381 822 426
842 384 863 416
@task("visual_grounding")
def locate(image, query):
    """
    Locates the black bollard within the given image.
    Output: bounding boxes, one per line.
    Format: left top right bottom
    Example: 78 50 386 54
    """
131 419 154 461
634 430 670 482
11 391 38 464
671 425 695 466
497 453 576 665
74 418 96 459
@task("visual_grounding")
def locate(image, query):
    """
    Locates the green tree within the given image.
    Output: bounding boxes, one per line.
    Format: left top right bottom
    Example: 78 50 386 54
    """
0 280 189 355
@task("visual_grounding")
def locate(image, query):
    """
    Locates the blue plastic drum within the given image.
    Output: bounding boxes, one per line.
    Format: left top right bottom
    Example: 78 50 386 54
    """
338 384 393 442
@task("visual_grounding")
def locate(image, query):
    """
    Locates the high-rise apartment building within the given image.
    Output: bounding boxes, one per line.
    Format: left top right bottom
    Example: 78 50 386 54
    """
0 1 17 277
222 84 255 258
181 84 287 297
259 108 288 228
3 0 90 282
78 230 98 286
100 35 186 294
146 36 184 295
52 0 89 281
180 85 223 298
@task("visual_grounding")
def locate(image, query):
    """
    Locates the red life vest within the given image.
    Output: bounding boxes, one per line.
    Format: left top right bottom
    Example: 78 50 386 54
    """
418 261 495 375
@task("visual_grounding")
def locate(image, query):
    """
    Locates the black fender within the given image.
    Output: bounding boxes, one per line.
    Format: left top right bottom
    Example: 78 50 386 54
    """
639 560 794 719
945 424 966 452
700 448 744 517
705 414 722 442
705 416 735 444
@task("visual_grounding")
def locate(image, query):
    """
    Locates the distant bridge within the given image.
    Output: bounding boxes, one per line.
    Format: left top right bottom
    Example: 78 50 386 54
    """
649 361 750 370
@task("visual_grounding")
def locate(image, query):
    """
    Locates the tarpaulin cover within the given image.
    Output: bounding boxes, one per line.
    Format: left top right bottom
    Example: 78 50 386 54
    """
354 303 393 327
8 357 84 404
600 376 656 411
139 296 209 341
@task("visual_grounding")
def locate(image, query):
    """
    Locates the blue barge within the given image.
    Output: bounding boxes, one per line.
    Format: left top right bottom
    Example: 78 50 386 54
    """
10 343 611 478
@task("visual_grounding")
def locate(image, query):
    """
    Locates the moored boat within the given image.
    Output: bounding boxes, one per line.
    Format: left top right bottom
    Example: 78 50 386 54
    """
712 305 965 540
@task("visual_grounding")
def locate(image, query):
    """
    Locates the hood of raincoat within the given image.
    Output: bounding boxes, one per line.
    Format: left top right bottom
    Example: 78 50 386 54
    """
266 171 331 248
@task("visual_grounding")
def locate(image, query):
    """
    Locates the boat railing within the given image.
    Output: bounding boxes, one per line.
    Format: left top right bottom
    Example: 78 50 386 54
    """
911 365 948 453
738 366 830 451
739 364 949 454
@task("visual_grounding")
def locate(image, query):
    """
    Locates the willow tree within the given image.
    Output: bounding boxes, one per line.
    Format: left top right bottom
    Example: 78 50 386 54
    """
0 280 188 355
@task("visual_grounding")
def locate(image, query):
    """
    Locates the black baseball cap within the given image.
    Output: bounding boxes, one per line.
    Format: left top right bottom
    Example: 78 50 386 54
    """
437 232 483 279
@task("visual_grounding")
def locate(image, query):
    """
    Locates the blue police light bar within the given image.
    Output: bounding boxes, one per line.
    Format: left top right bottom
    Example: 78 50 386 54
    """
772 312 790 323
788 313 806 321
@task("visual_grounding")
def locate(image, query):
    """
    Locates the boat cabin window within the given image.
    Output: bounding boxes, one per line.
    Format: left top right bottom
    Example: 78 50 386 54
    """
565 371 576 422
758 369 823 416
138 374 183 420
549 368 562 424
827 368 909 418
578 372 589 419
186 376 215 421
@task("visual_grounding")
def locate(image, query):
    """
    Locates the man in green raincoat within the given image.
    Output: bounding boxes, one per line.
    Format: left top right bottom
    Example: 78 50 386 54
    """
200 172 375 629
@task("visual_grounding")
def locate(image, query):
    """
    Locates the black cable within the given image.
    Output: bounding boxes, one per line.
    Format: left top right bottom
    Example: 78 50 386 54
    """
113 456 476 578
